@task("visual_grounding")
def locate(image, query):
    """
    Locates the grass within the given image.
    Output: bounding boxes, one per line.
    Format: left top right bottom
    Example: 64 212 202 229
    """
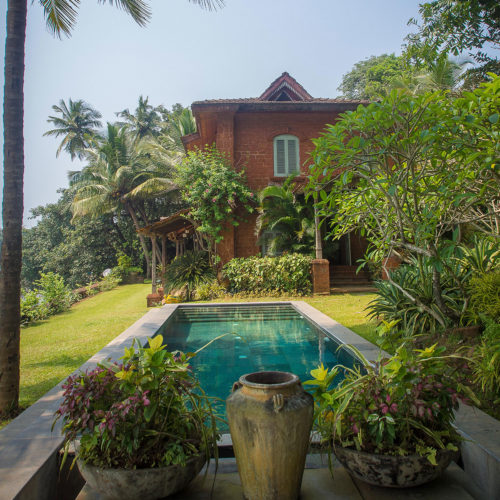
1 286 376 430
19 283 150 409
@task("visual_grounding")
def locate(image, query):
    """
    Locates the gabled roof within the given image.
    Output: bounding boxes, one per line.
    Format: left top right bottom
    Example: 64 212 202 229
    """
259 72 313 102
191 72 370 110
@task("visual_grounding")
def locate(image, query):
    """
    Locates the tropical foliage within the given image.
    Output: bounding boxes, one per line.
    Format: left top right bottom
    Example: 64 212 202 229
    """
309 76 500 330
54 335 219 469
306 344 472 462
44 99 102 159
176 147 254 254
405 0 500 83
163 251 215 301
223 253 312 295
21 272 75 325
337 53 469 100
256 176 314 256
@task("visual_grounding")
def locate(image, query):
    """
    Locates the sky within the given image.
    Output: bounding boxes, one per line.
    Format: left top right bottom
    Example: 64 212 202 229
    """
0 0 423 227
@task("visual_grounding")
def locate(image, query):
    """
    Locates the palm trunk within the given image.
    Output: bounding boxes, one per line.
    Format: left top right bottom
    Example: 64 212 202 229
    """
124 202 151 278
0 0 27 413
136 203 162 265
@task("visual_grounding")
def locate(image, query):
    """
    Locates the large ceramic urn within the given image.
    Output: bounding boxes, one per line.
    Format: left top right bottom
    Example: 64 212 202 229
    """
226 371 313 500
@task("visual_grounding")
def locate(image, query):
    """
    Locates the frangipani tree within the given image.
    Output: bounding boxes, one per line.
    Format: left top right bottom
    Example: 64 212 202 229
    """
308 76 499 328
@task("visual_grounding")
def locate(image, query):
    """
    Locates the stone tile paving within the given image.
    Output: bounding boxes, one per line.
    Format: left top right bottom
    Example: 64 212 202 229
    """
77 457 482 499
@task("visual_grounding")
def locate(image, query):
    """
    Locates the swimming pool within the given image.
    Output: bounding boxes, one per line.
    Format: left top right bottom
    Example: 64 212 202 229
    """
157 304 358 415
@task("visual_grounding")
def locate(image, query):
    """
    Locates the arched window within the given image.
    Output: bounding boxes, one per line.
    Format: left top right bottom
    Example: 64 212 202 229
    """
273 135 299 176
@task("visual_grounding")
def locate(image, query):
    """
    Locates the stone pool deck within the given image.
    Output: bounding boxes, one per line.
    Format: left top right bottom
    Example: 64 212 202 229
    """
77 456 483 499
1 301 499 499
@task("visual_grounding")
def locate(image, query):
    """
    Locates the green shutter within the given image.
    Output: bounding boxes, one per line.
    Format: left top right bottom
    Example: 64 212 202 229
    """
274 135 299 176
276 139 286 175
287 139 297 173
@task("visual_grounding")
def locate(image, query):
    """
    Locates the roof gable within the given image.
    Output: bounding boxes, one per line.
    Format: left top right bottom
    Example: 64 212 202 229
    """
259 72 313 102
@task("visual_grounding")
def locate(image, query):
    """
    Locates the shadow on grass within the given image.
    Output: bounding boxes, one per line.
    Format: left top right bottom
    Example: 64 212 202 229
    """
23 354 88 370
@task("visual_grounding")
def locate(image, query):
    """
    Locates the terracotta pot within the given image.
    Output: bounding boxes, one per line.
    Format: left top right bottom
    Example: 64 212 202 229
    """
334 445 459 488
77 454 205 500
226 371 313 500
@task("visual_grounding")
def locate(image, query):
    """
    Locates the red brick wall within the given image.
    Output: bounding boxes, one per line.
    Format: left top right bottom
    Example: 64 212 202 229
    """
187 109 348 264
233 111 341 191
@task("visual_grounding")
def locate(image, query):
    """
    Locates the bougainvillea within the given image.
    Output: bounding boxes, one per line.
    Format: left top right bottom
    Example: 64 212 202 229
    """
176 147 254 248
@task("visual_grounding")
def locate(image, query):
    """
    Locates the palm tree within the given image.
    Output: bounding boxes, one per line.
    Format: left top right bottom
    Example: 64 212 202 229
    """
70 124 176 277
256 176 315 256
116 95 162 143
0 0 222 414
390 58 468 94
44 98 102 160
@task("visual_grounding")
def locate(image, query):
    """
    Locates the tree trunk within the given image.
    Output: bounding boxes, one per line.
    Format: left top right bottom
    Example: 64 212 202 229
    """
136 203 162 264
124 202 151 278
0 0 27 413
314 193 323 259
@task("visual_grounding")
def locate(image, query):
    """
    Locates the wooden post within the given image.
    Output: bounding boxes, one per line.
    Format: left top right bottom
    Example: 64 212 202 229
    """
151 235 157 294
161 235 167 291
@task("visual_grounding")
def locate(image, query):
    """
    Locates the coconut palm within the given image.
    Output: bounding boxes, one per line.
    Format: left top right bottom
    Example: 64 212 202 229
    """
70 124 177 277
1 0 224 414
391 58 468 94
44 98 102 160
256 176 315 256
116 95 163 143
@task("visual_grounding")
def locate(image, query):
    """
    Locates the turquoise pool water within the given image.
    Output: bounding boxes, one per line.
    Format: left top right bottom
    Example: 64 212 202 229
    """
158 304 356 417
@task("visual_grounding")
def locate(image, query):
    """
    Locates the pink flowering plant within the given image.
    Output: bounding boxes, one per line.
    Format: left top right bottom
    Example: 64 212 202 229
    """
176 147 254 252
305 344 475 464
54 335 219 469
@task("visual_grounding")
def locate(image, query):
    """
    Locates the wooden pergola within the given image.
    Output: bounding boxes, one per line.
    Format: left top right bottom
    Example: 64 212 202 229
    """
137 209 197 295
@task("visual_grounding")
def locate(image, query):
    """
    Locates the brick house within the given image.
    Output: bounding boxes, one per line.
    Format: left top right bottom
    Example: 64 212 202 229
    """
182 72 373 292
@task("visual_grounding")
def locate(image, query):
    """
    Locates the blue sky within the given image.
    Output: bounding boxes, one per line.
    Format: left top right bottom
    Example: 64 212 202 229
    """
0 0 423 226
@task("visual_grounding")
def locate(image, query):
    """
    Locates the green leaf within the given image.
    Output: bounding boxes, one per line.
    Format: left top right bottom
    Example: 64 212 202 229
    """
488 113 499 124
144 402 158 422
148 335 164 352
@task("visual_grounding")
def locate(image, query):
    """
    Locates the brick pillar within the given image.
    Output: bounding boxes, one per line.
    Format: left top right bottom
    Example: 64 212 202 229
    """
215 110 236 160
381 253 402 280
311 259 330 295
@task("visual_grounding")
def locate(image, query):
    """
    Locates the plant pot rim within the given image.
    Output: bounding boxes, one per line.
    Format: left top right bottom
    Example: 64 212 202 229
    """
239 371 299 389
77 452 205 472
333 442 459 461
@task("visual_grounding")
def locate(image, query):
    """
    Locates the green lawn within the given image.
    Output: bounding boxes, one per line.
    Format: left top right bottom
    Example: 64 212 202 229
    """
4 286 375 429
19 283 150 409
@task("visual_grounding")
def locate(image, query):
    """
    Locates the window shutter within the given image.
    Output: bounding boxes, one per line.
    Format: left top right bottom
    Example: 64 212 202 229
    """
287 139 297 173
276 139 286 175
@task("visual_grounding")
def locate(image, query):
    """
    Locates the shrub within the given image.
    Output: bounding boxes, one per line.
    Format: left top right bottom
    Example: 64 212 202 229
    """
20 289 50 325
194 281 227 301
54 335 218 469
35 272 74 315
99 274 121 292
164 251 215 301
367 261 464 336
468 270 500 322
471 320 500 409
223 253 312 295
111 253 143 283
306 344 471 462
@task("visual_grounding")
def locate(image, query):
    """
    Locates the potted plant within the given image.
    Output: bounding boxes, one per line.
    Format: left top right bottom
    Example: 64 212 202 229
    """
53 335 219 500
306 344 475 488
